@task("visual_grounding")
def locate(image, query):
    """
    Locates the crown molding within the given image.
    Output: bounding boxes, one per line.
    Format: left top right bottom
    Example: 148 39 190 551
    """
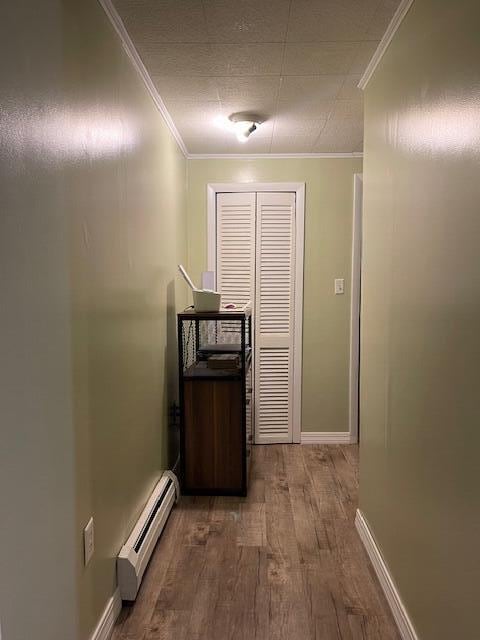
98 0 365 159
98 0 188 156
358 0 415 90
187 152 363 160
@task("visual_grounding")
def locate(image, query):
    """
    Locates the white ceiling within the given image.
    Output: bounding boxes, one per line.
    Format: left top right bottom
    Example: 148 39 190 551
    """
114 0 400 155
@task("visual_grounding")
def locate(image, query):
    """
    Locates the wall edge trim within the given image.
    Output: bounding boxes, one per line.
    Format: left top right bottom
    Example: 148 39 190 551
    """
171 454 180 477
300 432 353 444
349 173 363 444
188 152 363 160
358 0 415 90
97 0 188 156
89 587 122 640
355 510 418 640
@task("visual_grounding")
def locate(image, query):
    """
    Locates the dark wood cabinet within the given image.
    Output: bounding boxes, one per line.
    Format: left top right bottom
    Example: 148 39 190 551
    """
178 310 252 496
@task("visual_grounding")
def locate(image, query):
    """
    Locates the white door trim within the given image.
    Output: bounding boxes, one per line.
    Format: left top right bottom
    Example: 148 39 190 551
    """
349 174 363 444
207 182 305 444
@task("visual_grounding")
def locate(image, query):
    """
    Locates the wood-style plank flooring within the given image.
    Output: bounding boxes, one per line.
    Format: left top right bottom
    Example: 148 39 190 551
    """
112 445 400 640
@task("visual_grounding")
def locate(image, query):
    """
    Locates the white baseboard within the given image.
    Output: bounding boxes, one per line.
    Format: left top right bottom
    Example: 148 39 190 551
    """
300 431 352 444
90 587 122 640
355 510 418 640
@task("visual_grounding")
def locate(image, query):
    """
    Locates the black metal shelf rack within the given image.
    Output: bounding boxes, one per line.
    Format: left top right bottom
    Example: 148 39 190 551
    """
177 309 253 496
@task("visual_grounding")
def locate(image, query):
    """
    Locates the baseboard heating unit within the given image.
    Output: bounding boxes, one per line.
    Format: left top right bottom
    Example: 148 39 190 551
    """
117 470 180 601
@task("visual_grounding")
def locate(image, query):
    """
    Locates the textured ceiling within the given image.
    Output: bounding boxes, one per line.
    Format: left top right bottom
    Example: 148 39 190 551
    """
114 0 400 154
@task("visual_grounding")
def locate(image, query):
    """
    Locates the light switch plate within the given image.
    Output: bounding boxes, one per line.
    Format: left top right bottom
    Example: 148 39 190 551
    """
84 517 94 566
335 278 345 295
201 270 215 290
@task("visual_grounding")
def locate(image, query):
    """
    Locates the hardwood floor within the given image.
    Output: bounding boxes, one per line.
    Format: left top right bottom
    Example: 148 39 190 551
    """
112 445 400 640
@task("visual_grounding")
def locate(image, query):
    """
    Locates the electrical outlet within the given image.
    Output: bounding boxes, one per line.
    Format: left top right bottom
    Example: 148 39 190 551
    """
334 278 345 295
84 517 94 566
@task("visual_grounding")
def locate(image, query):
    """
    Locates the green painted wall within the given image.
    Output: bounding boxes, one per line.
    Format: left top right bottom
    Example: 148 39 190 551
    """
187 158 362 433
360 1 480 638
67 1 187 637
0 1 187 638
0 2 77 638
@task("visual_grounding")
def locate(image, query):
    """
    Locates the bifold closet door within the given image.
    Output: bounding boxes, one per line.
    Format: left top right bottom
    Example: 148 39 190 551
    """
255 192 295 444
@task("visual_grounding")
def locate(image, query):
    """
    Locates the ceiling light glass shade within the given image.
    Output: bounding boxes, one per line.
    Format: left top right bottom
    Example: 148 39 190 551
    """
227 113 261 143
234 121 257 142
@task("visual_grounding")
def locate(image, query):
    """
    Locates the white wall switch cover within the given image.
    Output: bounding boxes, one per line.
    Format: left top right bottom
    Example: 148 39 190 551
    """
335 278 345 295
84 517 94 566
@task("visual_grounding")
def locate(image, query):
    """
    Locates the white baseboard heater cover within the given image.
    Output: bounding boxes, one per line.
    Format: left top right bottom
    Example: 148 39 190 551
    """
117 470 180 601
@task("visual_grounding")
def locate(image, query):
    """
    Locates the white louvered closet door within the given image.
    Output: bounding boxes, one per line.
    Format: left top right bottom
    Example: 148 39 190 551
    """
216 192 256 308
255 192 296 444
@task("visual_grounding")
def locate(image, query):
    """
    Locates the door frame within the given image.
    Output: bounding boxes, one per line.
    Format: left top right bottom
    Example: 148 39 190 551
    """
349 174 363 444
207 182 305 444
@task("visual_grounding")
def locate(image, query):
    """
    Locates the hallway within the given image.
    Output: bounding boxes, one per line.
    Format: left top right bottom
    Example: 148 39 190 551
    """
112 445 400 640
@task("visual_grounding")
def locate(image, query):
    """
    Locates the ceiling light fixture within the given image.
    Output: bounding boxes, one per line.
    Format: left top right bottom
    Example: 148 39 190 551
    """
228 113 262 143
